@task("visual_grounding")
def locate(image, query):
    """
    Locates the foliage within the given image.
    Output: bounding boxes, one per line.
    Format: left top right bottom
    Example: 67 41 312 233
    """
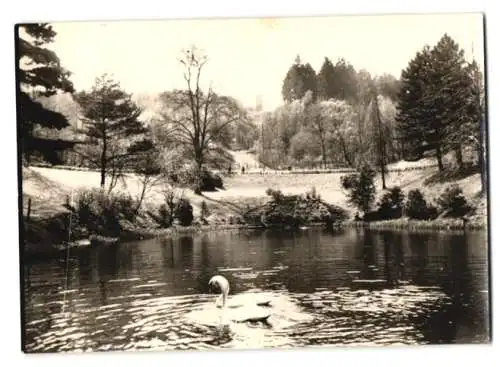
168 165 224 192
314 98 355 168
200 169 224 191
17 23 75 163
265 188 285 203
396 34 482 171
262 53 402 170
340 164 377 214
232 120 260 150
436 184 473 217
320 58 359 103
156 189 178 228
396 45 434 162
374 74 401 102
74 189 138 236
174 198 194 226
74 74 147 189
281 55 317 103
246 187 348 227
377 186 405 219
404 189 438 220
316 57 336 101
157 204 171 228
289 129 320 164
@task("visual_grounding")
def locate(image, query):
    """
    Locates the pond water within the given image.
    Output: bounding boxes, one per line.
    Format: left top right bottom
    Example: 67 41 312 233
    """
22 227 490 352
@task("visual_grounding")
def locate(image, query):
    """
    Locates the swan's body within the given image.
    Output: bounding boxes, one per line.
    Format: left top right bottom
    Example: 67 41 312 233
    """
209 275 230 308
208 275 271 323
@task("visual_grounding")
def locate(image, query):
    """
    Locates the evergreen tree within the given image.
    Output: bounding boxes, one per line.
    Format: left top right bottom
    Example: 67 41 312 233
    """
74 74 146 189
331 58 359 103
397 34 477 172
16 23 74 163
281 55 317 103
429 34 470 169
463 59 486 193
395 45 435 165
317 57 336 100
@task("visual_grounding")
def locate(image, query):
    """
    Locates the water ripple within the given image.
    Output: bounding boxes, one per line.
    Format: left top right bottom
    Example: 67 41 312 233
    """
23 228 490 352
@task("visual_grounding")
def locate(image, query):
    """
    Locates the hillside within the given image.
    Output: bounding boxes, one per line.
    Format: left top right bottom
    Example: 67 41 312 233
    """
22 154 486 227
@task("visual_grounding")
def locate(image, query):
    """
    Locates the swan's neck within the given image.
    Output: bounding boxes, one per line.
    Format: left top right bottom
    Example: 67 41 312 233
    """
218 290 228 308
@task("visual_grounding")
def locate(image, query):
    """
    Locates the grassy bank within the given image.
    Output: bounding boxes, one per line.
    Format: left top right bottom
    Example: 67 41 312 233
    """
20 151 488 257
344 216 486 232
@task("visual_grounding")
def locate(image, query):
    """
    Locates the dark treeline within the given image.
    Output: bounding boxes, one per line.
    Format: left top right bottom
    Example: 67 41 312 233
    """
259 34 486 194
259 55 401 173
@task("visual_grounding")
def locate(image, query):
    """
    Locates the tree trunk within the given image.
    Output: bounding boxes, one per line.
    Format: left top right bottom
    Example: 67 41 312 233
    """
339 137 353 167
454 145 463 169
194 153 203 195
436 145 444 171
320 137 327 169
380 157 386 189
100 134 107 188
135 176 149 214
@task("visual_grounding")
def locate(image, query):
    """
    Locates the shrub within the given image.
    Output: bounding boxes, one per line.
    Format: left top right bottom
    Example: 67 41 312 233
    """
114 193 137 222
155 189 178 227
74 189 138 236
436 185 473 218
169 166 224 193
266 188 285 203
405 189 438 220
341 164 376 214
199 169 223 191
377 186 405 220
174 198 194 226
157 204 172 228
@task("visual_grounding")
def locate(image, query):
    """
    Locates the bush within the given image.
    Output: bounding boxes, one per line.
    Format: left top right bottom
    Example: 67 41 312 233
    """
114 193 137 222
169 166 224 193
155 189 177 228
377 186 405 220
202 171 223 191
174 198 194 226
157 204 172 228
436 185 473 217
74 189 138 236
266 188 285 203
341 164 376 214
405 189 438 220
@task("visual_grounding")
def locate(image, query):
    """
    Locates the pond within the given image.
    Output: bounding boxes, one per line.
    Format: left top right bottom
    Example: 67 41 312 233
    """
22 227 490 352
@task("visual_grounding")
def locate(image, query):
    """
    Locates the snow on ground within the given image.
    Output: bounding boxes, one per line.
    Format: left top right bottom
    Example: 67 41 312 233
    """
229 150 265 172
22 150 484 220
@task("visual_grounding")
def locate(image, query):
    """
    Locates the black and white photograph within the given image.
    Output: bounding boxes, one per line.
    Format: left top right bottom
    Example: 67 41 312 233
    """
16 12 490 353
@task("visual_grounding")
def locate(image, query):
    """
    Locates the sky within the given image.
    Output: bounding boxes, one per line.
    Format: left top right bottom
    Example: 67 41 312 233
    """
46 13 485 111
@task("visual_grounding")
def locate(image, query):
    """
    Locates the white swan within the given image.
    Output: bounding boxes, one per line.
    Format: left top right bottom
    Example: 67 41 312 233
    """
208 275 272 323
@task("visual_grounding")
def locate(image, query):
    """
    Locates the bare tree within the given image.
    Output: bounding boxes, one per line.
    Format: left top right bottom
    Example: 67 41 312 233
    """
158 46 247 193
